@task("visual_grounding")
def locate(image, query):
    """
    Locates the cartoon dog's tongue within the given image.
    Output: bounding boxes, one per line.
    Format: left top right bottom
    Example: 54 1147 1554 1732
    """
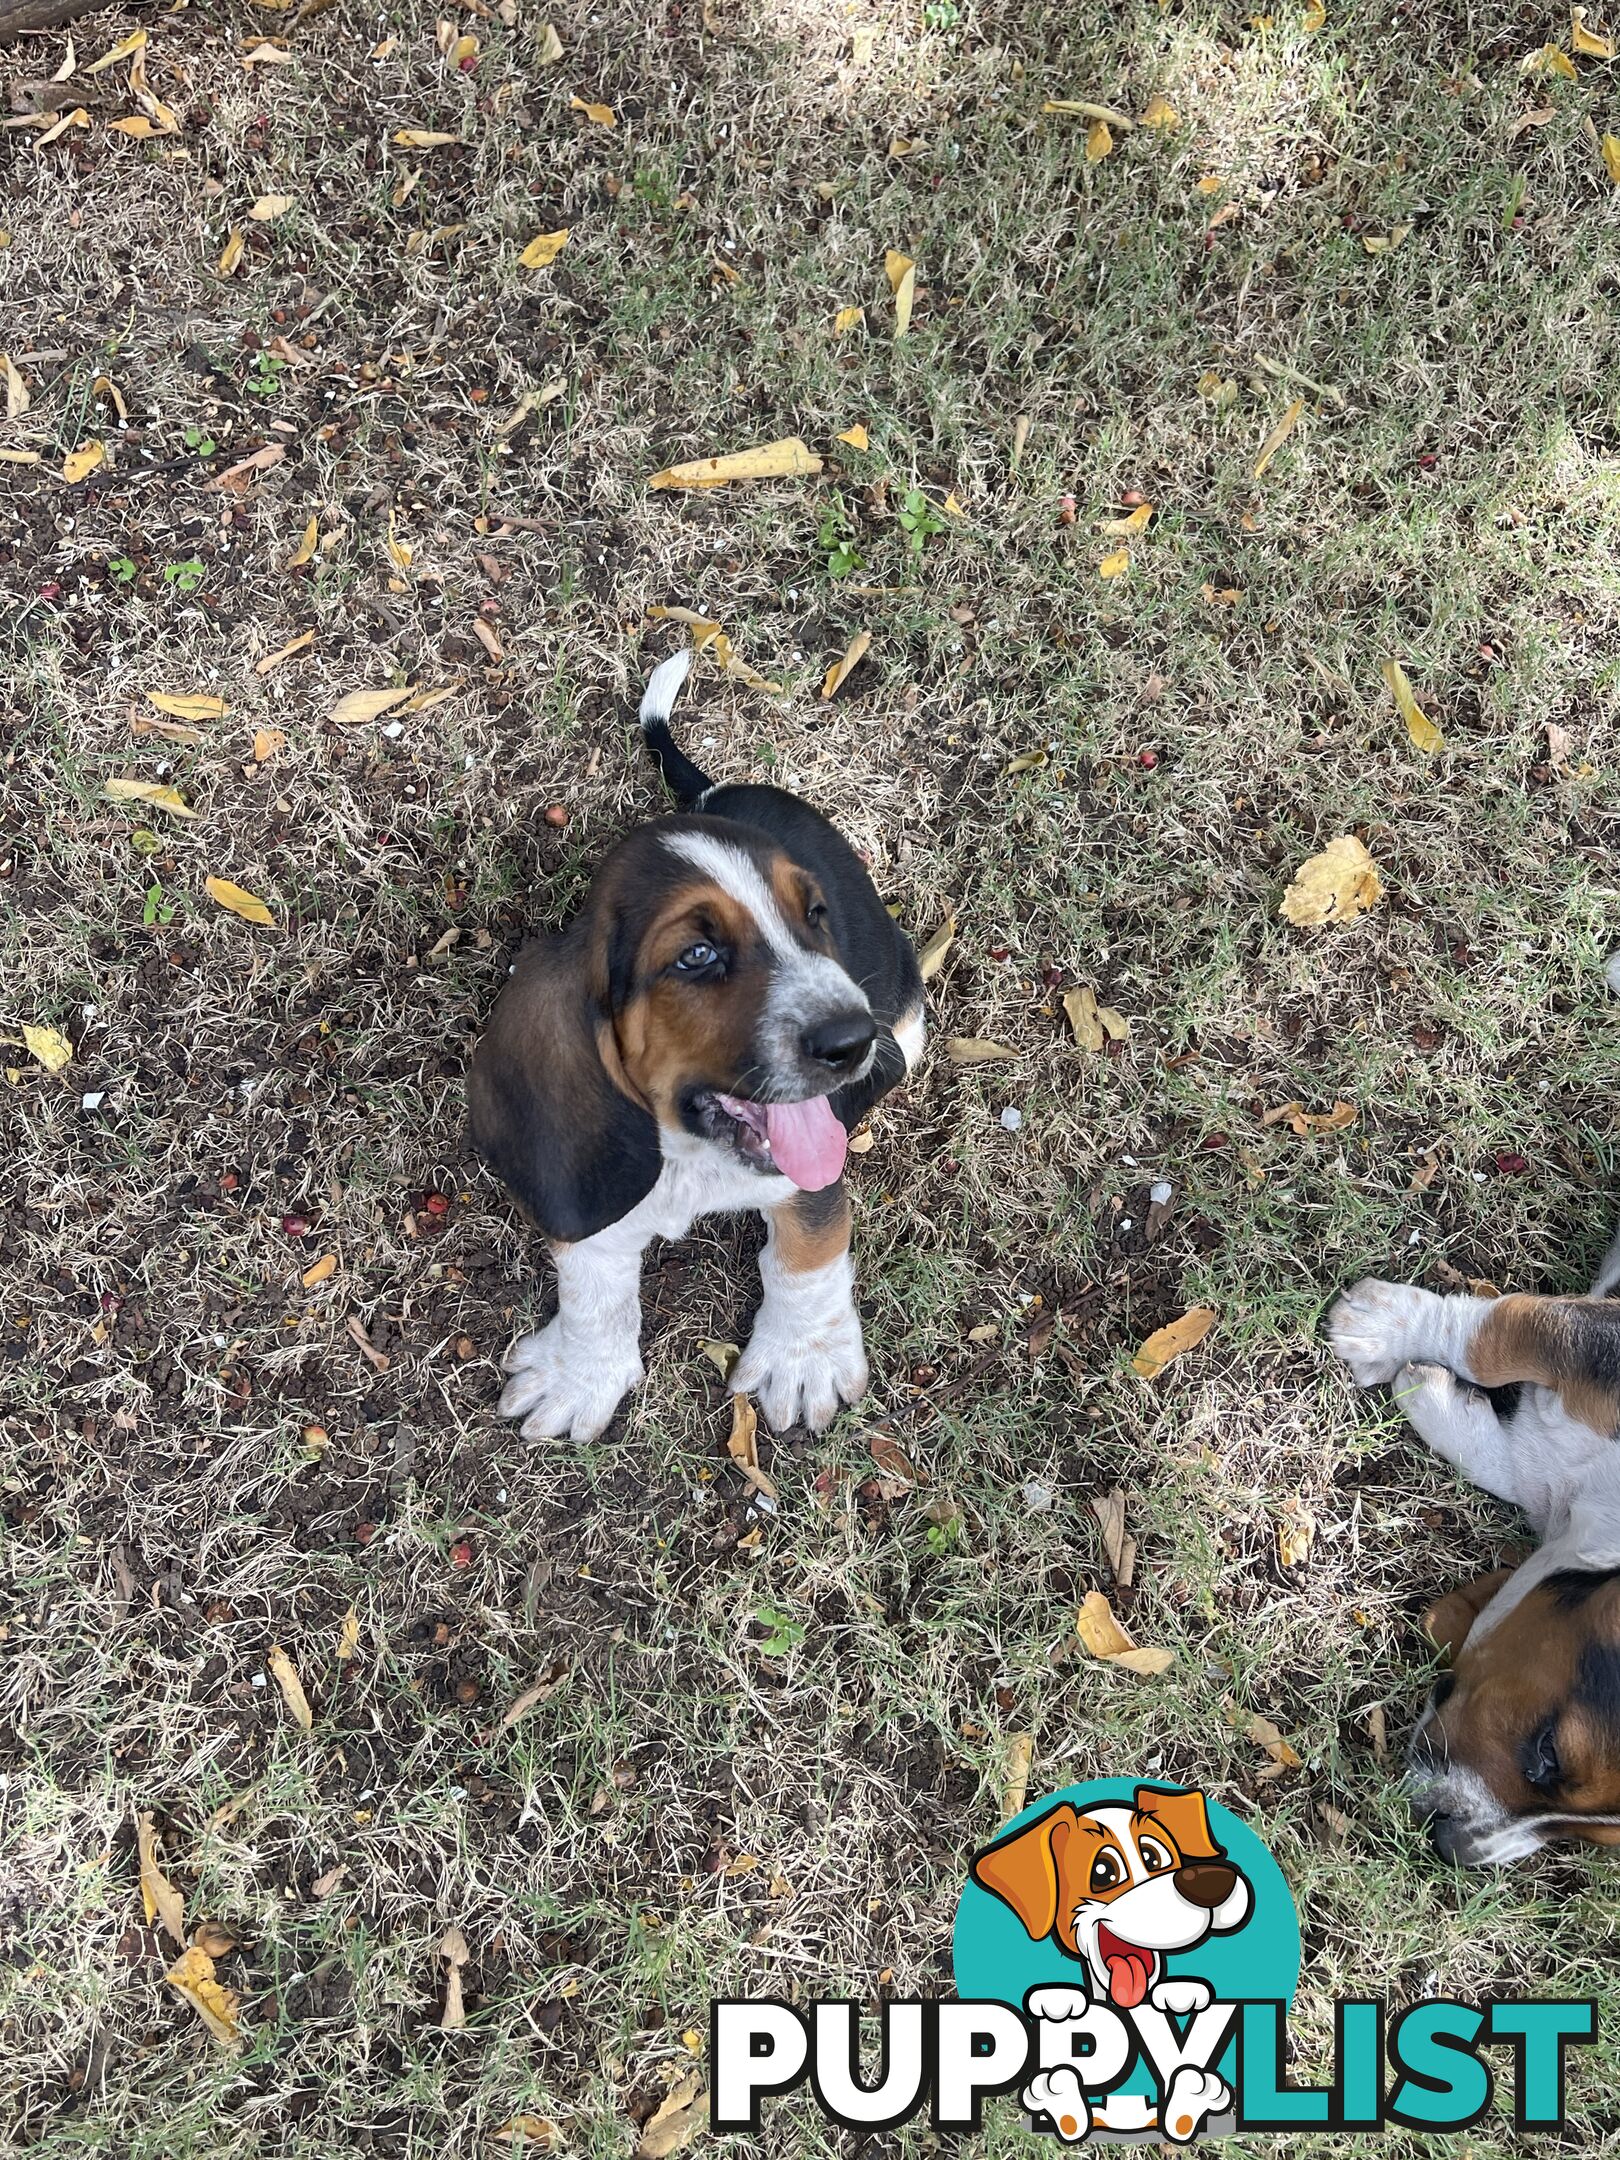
764 1096 848 1190
1098 1929 1154 2009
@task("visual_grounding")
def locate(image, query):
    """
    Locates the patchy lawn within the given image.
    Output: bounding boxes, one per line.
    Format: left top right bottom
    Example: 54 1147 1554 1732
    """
3 0 1620 2153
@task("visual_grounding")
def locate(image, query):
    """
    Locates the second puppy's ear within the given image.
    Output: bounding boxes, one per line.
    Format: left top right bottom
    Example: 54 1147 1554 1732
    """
469 923 661 1244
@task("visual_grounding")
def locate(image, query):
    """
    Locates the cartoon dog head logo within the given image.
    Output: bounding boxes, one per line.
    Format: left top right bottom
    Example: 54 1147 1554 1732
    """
969 1784 1253 2011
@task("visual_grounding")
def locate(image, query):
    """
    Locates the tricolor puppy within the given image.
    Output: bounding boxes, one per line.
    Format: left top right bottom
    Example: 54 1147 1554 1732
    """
1330 1195 1620 1864
469 651 924 1444
970 1786 1253 2009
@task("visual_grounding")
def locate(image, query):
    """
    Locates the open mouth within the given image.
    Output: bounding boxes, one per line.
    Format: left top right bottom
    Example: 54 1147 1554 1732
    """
1095 1923 1160 2009
692 1090 849 1191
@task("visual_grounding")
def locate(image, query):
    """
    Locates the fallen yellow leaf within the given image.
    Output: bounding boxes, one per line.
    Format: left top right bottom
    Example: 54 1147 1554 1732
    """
1572 8 1616 58
386 510 413 573
1303 0 1326 27
635 2075 707 2160
248 193 294 221
1063 985 1105 1051
145 692 226 724
821 629 871 699
1062 987 1128 1050
105 779 197 820
217 228 245 276
1196 172 1225 194
1042 99 1132 126
1096 502 1152 536
267 1644 313 1730
1141 91 1179 126
493 2118 562 2149
137 1811 187 1948
836 423 869 450
165 1946 243 2051
1278 834 1383 927
255 630 314 676
885 248 916 337
570 94 616 126
649 437 823 489
337 1607 361 1660
85 28 146 73
330 685 414 725
205 876 276 927
63 441 104 484
393 128 460 147
1086 118 1114 161
23 1024 72 1073
1132 1307 1216 1379
917 915 955 982
945 1037 1017 1065
1001 1731 1034 1824
1262 1098 1357 1135
253 728 286 762
1234 1704 1303 1768
286 515 319 569
519 227 570 268
1522 42 1578 78
301 1252 337 1288
1076 1591 1174 1677
833 303 865 333
1381 658 1443 753
1603 132 1620 182
1276 1498 1316 1570
1253 396 1305 478
1097 546 1130 579
3 353 30 420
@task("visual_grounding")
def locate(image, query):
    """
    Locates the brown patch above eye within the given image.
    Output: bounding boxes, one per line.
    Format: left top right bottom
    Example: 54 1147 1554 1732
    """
769 855 822 934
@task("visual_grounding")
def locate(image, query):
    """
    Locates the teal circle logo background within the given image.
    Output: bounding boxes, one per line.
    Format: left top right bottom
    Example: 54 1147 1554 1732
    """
952 1780 1301 2099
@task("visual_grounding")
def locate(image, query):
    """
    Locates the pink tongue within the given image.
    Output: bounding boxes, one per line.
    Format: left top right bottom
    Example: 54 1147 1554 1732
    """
1104 1947 1152 2010
764 1096 848 1191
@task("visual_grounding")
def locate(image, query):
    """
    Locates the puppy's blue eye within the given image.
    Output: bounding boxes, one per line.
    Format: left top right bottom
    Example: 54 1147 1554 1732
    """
676 942 719 972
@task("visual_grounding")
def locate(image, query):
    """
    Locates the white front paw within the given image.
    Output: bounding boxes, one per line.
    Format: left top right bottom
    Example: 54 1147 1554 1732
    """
499 1320 643 1442
1025 1984 1092 2023
1021 2068 1092 2143
1328 1278 1437 1388
731 1310 868 1432
1149 1977 1212 2016
1161 2065 1231 2144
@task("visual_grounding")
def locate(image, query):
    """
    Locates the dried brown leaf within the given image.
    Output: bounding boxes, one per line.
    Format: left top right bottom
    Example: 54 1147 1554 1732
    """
1131 1307 1216 1379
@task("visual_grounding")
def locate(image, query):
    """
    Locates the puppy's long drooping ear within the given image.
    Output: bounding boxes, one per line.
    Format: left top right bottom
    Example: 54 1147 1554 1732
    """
1132 1786 1223 1864
969 1805 1080 1941
468 922 662 1245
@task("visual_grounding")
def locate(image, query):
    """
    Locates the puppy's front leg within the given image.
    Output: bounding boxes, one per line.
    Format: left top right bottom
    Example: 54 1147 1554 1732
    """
500 1229 648 1443
731 1183 869 1432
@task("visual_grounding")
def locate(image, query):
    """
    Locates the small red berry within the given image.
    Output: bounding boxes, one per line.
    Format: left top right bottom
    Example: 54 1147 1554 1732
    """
1139 748 1160 769
544 803 568 829
281 1213 309 1237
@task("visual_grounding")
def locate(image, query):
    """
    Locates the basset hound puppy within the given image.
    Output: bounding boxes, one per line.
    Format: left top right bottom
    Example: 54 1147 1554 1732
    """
1331 1160 1620 1864
469 651 925 1444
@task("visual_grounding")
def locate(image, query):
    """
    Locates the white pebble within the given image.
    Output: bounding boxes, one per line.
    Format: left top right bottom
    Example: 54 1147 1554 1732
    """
1022 1480 1054 1512
1000 1106 1024 1132
81 1091 105 1111
1150 1179 1173 1205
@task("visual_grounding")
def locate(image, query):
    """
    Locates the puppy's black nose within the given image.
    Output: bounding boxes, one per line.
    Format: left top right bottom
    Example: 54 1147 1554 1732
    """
800 1011 876 1072
1174 1862 1237 1909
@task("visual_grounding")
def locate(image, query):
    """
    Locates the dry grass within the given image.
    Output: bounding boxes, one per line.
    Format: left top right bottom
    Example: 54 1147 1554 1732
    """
3 0 1620 2153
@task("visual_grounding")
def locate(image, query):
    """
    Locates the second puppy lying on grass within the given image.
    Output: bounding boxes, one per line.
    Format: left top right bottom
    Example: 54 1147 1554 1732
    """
1332 999 1620 1867
469 650 925 1443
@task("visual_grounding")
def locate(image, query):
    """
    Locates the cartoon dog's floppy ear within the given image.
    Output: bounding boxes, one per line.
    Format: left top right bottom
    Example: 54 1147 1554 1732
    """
468 919 662 1246
1132 1785 1224 1864
969 1805 1080 1943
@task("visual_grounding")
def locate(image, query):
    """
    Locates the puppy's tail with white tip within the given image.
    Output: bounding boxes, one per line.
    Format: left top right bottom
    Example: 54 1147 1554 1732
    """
639 649 714 809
